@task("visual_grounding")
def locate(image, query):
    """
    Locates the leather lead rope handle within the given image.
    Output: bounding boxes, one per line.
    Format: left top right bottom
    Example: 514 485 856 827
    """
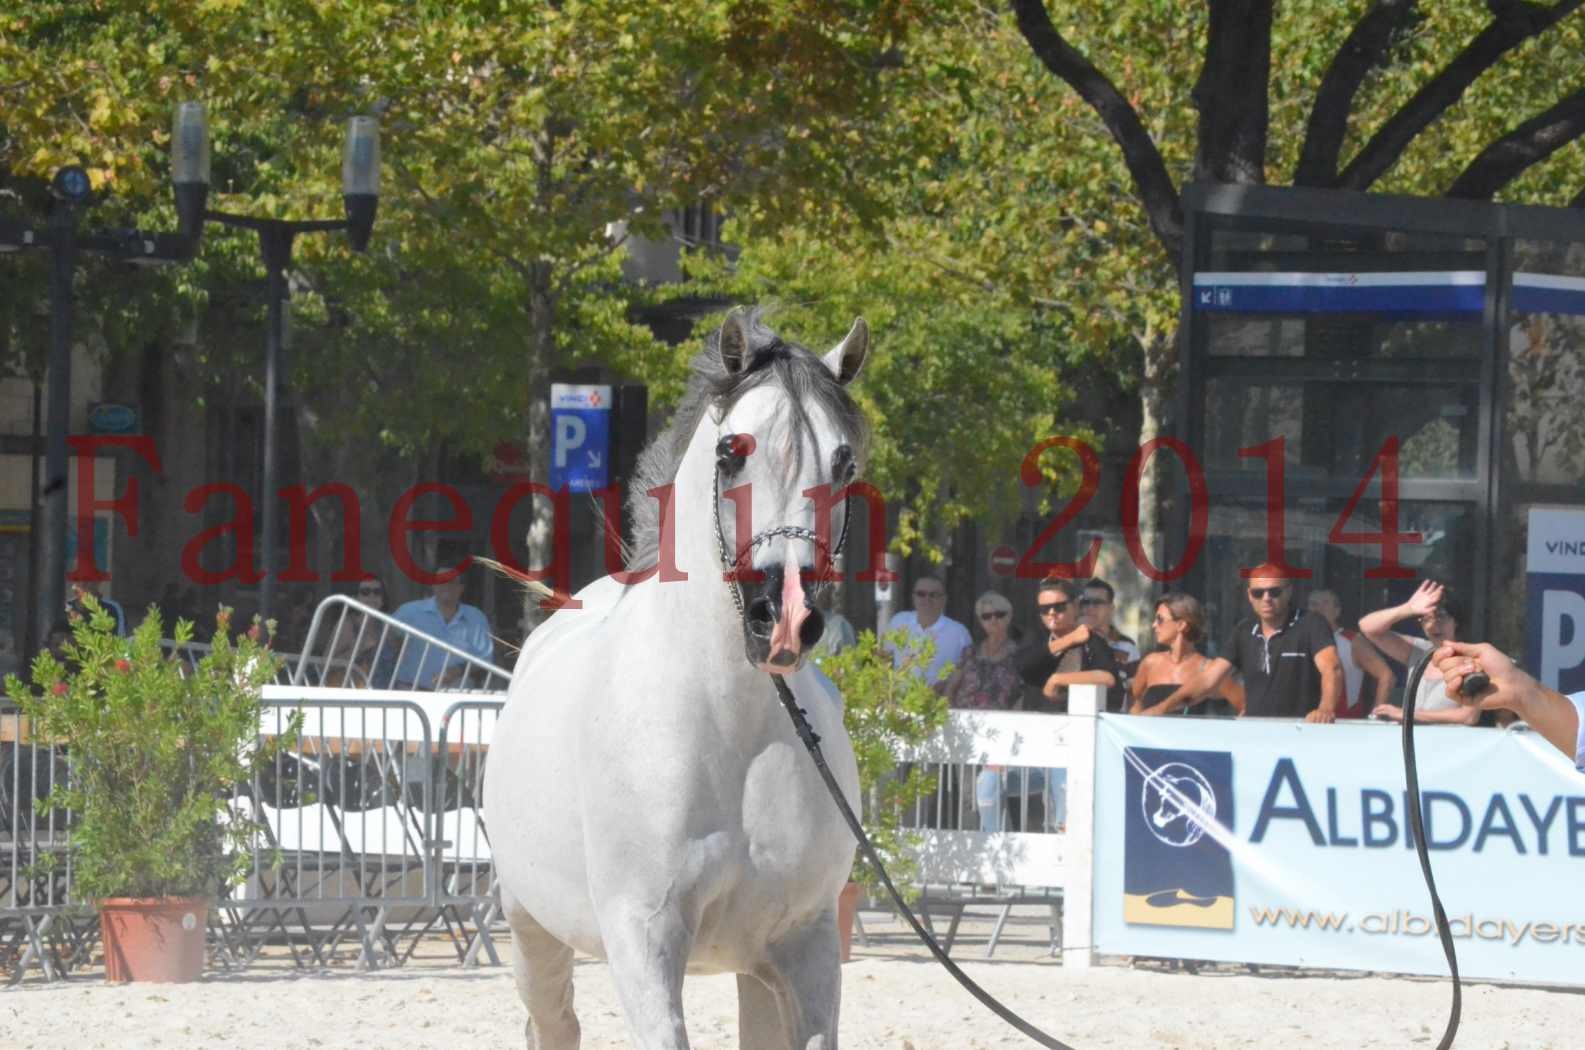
770 674 1078 1049
1400 649 1462 1050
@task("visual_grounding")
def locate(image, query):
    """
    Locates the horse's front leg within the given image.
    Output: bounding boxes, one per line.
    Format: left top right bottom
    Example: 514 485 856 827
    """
751 909 842 1050
597 896 695 1050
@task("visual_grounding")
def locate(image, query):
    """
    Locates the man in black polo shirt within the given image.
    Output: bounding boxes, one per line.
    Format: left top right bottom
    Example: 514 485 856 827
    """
1135 566 1342 721
1018 578 1120 712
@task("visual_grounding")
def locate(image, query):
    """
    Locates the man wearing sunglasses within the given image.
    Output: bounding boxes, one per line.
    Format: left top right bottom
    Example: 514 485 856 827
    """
1017 577 1120 711
885 574 971 688
1139 565 1341 722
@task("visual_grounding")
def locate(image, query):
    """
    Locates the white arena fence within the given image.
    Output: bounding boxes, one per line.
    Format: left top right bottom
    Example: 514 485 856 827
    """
6 640 1582 987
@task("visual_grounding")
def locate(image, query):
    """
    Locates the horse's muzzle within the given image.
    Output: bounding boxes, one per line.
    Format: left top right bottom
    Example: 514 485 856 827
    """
744 563 825 673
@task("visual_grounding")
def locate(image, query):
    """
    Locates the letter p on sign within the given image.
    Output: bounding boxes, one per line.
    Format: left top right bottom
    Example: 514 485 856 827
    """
1541 589 1585 689
554 415 587 469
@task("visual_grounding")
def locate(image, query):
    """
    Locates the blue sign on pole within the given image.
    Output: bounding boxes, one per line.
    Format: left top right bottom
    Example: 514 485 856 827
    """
549 383 612 493
1525 506 1585 694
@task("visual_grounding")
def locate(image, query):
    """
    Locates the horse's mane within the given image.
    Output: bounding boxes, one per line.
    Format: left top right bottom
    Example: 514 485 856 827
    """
624 309 869 571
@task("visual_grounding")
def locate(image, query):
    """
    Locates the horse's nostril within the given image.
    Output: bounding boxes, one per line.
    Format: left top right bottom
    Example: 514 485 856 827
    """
799 609 826 648
769 650 797 667
745 595 779 638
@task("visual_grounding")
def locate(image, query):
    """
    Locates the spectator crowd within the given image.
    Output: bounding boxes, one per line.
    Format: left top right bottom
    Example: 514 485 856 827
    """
870 563 1519 833
880 564 1494 727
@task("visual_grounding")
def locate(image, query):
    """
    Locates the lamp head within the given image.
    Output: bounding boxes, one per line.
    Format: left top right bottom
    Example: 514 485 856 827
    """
171 102 211 241
341 116 379 251
51 166 93 205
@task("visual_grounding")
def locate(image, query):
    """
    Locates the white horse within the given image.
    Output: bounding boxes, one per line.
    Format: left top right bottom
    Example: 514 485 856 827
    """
485 308 871 1050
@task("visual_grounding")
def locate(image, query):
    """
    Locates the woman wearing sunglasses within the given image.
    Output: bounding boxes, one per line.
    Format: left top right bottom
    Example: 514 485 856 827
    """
325 575 389 686
943 591 1025 833
1130 592 1242 717
943 591 1024 711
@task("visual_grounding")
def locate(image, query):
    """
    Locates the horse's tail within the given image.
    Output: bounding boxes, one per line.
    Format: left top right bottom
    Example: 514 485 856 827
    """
474 556 558 602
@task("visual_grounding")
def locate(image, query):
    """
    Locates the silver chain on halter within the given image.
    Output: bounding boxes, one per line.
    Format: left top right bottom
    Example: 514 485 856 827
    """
711 457 851 620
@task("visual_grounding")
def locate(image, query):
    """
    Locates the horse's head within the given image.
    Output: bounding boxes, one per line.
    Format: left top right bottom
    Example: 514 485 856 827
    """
710 308 870 674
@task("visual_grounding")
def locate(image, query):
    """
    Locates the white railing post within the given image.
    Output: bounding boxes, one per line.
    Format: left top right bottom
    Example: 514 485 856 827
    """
1064 684 1100 970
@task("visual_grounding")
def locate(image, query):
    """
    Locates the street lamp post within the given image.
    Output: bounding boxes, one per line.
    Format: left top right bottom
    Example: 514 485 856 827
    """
173 104 380 622
1 166 193 650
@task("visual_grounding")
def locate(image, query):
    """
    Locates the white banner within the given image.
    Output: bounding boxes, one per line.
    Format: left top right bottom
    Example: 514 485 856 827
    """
1091 715 1585 985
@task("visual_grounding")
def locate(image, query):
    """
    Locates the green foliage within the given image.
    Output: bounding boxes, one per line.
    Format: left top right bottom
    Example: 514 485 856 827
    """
715 2 1585 559
4 600 292 901
816 628 949 895
0 0 938 463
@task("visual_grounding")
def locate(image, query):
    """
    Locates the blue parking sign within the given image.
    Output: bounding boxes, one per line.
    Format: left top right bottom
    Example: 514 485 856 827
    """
549 384 612 493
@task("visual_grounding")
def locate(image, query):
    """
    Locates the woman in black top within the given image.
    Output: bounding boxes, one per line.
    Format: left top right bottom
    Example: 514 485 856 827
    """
1130 592 1243 717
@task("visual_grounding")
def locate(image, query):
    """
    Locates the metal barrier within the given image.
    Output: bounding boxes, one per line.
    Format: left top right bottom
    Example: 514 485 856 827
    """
222 695 443 973
431 700 502 966
3 663 1094 979
293 596 514 693
0 706 97 981
2 593 519 982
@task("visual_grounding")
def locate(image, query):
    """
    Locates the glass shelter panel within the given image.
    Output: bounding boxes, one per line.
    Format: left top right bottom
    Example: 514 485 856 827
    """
1203 380 1479 480
1506 239 1585 488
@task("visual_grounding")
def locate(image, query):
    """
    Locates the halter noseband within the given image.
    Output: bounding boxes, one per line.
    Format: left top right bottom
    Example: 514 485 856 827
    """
712 456 853 626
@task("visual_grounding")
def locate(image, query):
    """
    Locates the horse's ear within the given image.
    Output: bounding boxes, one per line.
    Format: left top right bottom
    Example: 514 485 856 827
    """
822 317 869 385
718 308 751 375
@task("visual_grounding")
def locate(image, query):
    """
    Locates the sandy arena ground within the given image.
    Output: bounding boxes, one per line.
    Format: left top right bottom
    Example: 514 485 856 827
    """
4 908 1581 1049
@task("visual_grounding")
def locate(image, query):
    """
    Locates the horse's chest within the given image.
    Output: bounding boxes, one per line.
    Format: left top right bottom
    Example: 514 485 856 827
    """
738 741 845 877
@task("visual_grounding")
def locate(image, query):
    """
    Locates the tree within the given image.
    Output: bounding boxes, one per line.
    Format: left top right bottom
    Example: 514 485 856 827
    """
1 1 938 611
688 6 1153 559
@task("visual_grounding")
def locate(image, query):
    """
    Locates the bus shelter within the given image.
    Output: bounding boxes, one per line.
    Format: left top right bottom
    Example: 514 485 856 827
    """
1173 182 1585 664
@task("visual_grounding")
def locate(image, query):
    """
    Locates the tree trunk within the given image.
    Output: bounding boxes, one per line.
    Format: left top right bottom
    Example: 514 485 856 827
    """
522 261 558 636
1134 327 1175 589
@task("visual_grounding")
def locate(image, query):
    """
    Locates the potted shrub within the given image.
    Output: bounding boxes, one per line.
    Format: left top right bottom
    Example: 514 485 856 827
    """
6 599 287 982
816 628 950 960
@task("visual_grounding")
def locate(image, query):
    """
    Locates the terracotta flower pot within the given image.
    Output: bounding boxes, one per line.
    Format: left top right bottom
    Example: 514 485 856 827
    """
99 897 209 983
837 881 862 963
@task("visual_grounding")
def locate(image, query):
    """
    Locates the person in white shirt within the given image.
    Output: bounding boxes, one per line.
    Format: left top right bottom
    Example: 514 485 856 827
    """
1308 589 1394 718
885 574 971 689
1433 641 1584 771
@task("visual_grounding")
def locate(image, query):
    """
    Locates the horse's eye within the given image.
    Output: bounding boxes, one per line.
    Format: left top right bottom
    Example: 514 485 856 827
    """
831 444 855 486
717 433 755 476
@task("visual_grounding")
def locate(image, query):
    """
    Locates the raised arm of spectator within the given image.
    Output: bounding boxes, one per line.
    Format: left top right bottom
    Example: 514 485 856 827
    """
1359 580 1442 665
1133 656 1233 716
1435 641 1583 766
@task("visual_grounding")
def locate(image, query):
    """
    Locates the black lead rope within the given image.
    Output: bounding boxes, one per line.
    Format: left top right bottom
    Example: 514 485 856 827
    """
1400 649 1462 1050
772 650 1466 1050
769 674 1077 1050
